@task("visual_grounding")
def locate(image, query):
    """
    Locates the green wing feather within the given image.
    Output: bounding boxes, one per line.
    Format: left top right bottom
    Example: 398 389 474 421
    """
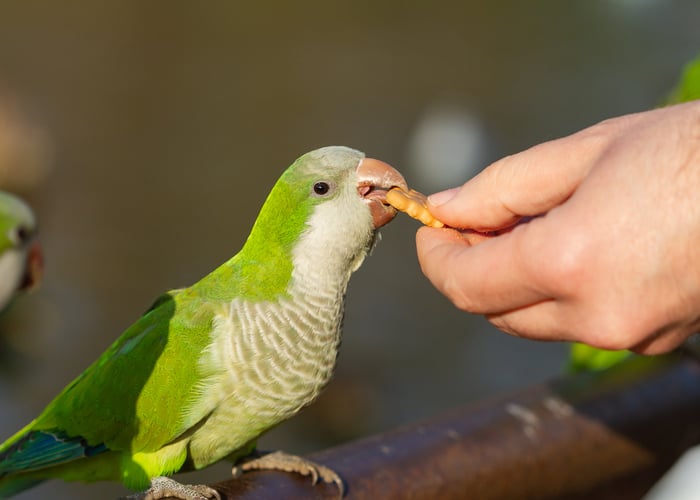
0 290 223 491
33 292 209 450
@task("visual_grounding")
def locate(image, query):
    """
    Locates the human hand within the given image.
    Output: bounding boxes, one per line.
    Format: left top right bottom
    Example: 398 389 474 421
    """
416 100 700 354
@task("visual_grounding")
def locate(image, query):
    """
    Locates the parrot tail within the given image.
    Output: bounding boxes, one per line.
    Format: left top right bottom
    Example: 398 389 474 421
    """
0 429 108 498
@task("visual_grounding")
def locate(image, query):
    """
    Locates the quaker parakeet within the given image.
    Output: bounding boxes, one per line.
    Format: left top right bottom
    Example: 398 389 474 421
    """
0 191 41 313
0 146 406 499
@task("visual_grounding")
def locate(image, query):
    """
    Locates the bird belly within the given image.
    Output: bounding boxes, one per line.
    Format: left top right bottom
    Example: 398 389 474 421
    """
186 359 336 469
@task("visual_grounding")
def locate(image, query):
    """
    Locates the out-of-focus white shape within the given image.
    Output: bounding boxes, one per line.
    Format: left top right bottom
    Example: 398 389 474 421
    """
644 445 700 500
406 102 491 193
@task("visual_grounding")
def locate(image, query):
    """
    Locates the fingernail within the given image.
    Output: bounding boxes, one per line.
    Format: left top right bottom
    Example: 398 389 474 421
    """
427 187 459 207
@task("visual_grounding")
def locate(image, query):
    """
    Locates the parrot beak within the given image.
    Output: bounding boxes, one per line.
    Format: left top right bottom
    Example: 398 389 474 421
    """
356 157 408 228
19 239 43 292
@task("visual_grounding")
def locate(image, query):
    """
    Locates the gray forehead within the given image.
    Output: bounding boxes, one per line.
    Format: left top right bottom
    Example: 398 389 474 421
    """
306 146 365 170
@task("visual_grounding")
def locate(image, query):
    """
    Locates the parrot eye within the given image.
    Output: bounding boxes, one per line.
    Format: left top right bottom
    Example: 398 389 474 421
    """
312 181 333 197
8 226 31 247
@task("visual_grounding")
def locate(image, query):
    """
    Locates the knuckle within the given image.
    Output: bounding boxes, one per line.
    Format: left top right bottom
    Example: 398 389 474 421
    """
523 226 590 298
581 310 641 351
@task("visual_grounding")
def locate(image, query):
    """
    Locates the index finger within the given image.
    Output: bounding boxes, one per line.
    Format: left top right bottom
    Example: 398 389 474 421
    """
428 127 607 232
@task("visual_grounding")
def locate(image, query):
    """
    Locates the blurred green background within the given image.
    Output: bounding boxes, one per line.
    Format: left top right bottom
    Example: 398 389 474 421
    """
0 2 699 498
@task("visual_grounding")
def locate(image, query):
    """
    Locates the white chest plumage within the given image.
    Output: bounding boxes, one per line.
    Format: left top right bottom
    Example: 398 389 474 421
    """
184 197 376 467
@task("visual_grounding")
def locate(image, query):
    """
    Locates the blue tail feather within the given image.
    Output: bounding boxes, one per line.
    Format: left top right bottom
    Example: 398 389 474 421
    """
0 430 107 475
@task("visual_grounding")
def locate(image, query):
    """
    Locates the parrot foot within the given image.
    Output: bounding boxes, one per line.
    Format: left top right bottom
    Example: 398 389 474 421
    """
232 450 345 496
122 476 221 500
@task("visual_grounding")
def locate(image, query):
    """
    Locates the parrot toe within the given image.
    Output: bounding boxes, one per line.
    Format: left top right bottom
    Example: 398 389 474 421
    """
121 476 221 500
233 450 345 496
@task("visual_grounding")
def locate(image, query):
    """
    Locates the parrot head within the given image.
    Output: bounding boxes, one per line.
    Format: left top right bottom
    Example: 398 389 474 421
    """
291 145 407 228
275 146 406 266
230 146 407 300
0 191 42 311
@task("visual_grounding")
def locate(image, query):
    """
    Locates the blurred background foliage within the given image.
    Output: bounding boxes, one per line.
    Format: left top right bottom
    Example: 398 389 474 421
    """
0 2 699 498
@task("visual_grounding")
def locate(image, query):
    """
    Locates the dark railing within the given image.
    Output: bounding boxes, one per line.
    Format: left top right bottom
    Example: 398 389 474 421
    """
199 350 700 499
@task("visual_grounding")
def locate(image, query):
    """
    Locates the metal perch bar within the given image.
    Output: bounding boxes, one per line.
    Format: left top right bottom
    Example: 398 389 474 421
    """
201 351 700 499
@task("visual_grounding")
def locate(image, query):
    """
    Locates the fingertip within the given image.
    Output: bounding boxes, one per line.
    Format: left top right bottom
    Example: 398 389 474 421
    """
424 187 467 229
427 187 460 207
426 185 479 229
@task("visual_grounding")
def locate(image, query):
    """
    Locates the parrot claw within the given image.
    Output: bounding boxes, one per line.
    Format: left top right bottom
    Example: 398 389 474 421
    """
122 476 221 500
232 450 345 496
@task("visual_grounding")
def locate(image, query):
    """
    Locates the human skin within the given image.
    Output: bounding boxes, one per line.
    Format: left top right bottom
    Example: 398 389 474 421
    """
416 100 700 354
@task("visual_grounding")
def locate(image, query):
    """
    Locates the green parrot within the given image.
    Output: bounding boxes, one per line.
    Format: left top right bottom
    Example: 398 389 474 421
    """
0 191 41 313
0 146 406 499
